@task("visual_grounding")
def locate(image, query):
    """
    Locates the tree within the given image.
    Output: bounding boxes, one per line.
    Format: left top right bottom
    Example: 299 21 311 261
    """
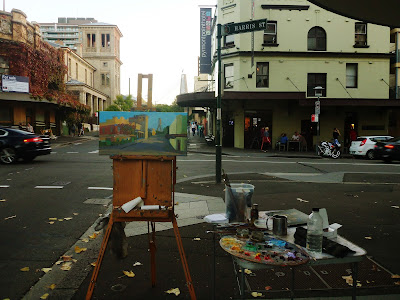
155 99 184 112
107 94 134 111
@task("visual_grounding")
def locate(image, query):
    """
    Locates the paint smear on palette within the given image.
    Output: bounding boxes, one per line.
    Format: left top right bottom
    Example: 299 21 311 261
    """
220 235 310 266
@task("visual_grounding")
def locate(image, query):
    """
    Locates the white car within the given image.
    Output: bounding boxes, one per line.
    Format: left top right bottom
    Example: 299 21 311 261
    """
349 136 393 159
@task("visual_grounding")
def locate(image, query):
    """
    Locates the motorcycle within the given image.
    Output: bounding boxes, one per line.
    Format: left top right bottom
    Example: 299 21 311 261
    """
317 141 341 159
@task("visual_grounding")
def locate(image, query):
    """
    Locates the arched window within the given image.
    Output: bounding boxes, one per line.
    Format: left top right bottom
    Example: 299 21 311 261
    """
307 27 326 51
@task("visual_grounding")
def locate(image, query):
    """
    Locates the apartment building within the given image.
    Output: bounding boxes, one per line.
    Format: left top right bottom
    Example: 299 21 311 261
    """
178 0 400 150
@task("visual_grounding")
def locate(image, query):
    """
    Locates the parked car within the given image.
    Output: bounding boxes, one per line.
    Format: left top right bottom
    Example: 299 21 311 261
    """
374 137 400 163
0 127 51 164
349 136 393 160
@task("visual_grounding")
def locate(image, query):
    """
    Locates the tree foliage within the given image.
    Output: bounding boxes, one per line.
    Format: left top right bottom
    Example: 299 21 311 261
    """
155 99 184 112
108 94 134 111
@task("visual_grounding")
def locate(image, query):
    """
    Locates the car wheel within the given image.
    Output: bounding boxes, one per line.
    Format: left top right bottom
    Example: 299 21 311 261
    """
0 147 17 164
366 150 375 160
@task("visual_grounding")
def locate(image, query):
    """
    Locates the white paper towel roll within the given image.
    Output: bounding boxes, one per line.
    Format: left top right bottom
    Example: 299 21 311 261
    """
121 197 143 213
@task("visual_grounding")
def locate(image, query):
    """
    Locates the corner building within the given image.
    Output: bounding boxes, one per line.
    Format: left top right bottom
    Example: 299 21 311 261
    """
178 0 400 150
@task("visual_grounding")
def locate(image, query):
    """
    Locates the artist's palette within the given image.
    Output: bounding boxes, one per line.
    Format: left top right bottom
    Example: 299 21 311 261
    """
219 234 310 266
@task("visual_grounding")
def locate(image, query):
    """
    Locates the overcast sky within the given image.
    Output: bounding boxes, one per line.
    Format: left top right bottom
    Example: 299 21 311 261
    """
9 0 215 105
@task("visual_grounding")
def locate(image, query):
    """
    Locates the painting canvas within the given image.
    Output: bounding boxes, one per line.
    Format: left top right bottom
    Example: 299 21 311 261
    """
99 111 188 156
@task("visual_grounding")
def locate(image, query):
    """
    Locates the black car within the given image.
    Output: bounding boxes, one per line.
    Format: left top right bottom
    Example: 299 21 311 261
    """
374 137 400 163
0 127 51 164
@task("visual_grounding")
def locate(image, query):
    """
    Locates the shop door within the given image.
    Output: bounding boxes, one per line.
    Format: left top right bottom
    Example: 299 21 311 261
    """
245 111 272 149
222 118 234 147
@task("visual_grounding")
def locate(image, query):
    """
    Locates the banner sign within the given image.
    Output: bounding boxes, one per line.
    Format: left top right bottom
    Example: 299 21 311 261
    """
1 75 29 93
200 8 212 74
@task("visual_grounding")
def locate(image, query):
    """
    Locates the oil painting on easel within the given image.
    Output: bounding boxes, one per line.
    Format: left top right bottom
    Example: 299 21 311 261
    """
99 111 188 156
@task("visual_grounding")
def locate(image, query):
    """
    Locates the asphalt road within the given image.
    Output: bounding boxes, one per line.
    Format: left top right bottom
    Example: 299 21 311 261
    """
1 138 400 299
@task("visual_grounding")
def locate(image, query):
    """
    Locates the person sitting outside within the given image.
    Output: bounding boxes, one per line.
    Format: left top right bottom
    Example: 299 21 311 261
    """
291 131 300 141
276 133 288 151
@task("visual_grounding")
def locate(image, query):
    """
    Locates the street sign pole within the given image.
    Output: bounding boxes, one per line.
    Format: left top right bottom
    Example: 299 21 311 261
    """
216 24 222 183
316 97 320 155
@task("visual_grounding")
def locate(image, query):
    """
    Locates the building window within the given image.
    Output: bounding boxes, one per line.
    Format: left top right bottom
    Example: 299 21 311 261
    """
256 62 269 88
307 73 326 97
307 26 326 51
101 73 110 86
87 33 96 47
75 63 78 79
68 58 71 76
346 63 358 88
263 22 277 45
101 34 110 47
103 62 108 67
355 23 367 47
224 63 234 89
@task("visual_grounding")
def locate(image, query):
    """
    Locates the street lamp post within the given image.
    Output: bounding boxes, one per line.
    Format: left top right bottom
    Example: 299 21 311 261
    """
314 86 323 155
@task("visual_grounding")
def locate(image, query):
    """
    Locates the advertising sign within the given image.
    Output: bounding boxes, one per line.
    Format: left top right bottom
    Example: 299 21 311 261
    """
1 75 29 93
99 111 188 156
200 8 212 74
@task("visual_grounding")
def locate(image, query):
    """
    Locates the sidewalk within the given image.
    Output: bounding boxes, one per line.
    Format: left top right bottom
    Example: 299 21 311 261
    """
187 134 353 159
50 131 98 149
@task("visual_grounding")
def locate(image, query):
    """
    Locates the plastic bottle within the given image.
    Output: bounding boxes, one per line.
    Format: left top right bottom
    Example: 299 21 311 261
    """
306 208 323 253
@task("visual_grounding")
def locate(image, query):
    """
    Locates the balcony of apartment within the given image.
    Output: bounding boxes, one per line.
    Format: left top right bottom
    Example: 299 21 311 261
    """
44 33 79 39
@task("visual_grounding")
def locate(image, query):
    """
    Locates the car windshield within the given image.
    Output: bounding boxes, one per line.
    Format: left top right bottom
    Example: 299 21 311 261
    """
388 137 400 142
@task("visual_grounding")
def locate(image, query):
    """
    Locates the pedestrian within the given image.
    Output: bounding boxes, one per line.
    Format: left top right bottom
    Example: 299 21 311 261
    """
191 122 196 136
26 123 34 133
261 126 271 151
349 125 357 142
78 122 83 136
333 127 341 146
18 122 24 130
71 123 76 137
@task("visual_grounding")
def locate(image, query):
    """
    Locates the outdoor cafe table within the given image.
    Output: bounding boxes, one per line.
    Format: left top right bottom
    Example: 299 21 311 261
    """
208 210 367 300
287 140 301 151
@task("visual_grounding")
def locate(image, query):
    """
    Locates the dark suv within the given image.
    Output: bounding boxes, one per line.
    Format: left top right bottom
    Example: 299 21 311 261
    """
0 127 52 164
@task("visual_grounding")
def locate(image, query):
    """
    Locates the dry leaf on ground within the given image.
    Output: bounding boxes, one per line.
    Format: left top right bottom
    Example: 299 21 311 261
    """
62 255 72 261
74 246 87 254
365 236 372 240
165 288 180 296
91 262 96 267
4 215 16 220
41 268 52 273
48 222 55 225
391 206 400 209
60 262 72 271
40 293 49 299
89 232 98 239
20 267 29 272
193 238 201 241
296 198 309 203
123 270 135 278
81 238 89 243
265 286 272 290
64 217 73 221
133 262 142 267
49 218 57 221
0 199 6 202
73 213 79 216
251 292 263 297
48 284 56 290
391 274 400 279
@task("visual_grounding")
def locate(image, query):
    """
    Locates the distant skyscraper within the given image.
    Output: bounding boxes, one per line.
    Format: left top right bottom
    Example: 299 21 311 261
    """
180 74 188 94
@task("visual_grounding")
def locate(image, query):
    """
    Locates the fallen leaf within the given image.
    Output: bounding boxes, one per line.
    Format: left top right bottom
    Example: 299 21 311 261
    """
0 199 6 202
89 232 98 239
395 281 400 285
60 262 72 271
133 261 142 267
4 215 16 220
48 284 56 290
64 217 73 221
41 268 52 273
81 238 89 243
55 261 63 265
20 267 29 272
91 262 96 267
165 288 180 296
40 293 49 299
123 270 135 278
365 236 372 240
73 213 79 216
391 274 400 279
72 259 77 263
75 246 87 254
193 238 201 241
265 286 272 290
58 219 63 222
62 255 73 261
251 291 263 297
49 218 57 221
296 198 309 203
391 206 399 209
48 222 55 225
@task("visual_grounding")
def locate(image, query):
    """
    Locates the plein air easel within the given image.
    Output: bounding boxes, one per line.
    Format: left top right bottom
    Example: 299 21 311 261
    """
86 155 196 300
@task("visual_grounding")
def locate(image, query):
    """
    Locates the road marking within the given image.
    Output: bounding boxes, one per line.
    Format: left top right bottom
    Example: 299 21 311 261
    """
67 152 79 154
35 186 64 189
0 185 10 188
88 150 99 154
88 187 113 190
74 143 82 145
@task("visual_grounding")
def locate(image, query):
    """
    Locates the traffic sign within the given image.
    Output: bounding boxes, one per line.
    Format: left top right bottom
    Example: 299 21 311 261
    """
311 114 319 123
223 19 267 36
315 100 320 115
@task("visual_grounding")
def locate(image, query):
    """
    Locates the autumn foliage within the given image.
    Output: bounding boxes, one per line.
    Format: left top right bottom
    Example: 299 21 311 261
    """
0 39 89 113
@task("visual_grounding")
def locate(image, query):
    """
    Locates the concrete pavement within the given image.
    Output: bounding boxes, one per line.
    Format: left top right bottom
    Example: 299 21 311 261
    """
25 133 400 300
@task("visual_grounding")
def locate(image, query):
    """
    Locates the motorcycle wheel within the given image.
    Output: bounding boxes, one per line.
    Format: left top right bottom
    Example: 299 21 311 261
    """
332 149 341 159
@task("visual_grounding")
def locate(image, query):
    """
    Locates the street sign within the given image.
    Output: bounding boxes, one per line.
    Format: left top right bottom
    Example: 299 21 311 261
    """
315 100 320 115
223 19 267 36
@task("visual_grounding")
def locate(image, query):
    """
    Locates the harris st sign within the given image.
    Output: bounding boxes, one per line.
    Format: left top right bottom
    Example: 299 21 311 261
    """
222 19 267 36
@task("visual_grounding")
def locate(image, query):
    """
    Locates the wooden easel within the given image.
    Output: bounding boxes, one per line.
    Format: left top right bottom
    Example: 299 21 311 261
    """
86 155 196 300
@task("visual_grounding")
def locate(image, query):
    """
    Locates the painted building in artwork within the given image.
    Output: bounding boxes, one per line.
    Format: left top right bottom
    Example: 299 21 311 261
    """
169 114 187 151
178 0 400 151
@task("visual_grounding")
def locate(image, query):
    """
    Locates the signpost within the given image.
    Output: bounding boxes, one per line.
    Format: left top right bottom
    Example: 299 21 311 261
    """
315 100 320 115
215 18 267 183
